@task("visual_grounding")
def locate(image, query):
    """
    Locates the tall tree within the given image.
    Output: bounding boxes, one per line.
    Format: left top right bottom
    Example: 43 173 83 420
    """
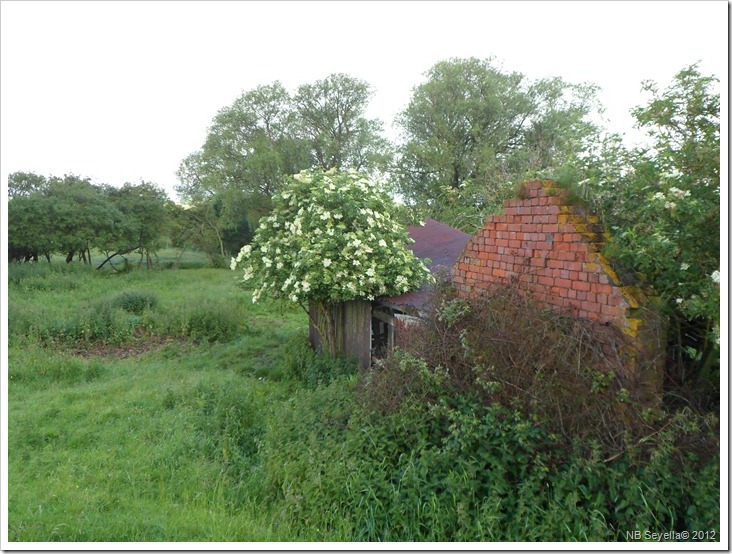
395 57 601 230
7 171 48 198
177 82 310 219
293 73 391 171
177 75 392 259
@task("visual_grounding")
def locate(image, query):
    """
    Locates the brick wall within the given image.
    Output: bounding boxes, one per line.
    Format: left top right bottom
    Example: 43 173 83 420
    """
453 180 664 402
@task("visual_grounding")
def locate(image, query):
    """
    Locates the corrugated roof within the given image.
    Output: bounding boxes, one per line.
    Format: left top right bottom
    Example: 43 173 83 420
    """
383 219 472 311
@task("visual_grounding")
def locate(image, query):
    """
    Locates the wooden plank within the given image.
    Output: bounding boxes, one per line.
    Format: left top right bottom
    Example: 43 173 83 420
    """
308 300 372 369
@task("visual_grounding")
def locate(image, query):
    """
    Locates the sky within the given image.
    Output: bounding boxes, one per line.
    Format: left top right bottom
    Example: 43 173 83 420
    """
0 0 728 203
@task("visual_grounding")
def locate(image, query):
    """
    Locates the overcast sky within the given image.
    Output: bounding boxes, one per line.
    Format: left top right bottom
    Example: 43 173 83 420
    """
1 1 727 202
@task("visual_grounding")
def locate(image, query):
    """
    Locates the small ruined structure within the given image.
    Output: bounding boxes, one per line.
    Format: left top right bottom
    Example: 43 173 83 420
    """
372 219 472 357
452 180 665 402
309 219 471 369
309 181 665 404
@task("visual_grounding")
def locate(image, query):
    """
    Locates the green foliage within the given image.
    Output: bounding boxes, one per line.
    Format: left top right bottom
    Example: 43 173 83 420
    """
258 366 719 541
294 73 392 172
101 181 169 267
8 170 48 198
232 167 432 305
572 64 720 389
7 173 170 268
8 266 718 542
279 332 359 388
111 290 159 315
8 345 106 386
178 300 243 343
395 56 602 230
175 74 392 264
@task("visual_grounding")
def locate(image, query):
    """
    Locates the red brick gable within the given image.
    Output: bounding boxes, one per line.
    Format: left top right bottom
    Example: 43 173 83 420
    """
453 180 645 337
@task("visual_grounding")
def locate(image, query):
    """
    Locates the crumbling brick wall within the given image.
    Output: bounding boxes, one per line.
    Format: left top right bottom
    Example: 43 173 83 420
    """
453 180 665 402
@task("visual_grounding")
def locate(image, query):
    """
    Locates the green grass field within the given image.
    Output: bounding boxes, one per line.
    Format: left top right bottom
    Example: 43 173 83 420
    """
7 261 314 541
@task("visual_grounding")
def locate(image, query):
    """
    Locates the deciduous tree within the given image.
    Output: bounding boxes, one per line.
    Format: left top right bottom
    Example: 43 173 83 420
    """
396 57 601 231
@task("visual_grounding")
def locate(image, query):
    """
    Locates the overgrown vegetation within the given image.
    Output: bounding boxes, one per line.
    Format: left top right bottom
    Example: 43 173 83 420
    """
261 283 719 541
7 263 719 542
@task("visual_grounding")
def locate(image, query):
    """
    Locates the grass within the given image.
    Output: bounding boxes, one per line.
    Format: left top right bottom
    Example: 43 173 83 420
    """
7 260 719 543
7 262 311 542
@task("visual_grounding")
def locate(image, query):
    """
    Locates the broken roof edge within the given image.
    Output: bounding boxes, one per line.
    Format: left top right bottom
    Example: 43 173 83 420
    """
383 219 472 311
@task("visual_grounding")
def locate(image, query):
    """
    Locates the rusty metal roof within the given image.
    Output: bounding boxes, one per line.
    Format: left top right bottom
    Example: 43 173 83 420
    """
383 219 472 312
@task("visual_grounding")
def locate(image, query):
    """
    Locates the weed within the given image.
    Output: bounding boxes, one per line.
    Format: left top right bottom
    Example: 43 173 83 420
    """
111 291 159 315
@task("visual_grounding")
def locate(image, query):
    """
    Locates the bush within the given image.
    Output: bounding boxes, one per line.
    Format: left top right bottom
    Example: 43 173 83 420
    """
40 301 136 347
111 291 159 315
258 368 719 541
179 301 244 343
253 283 719 541
363 283 653 453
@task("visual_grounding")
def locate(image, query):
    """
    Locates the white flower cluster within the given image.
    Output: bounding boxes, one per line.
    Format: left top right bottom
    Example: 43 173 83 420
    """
231 168 432 305
652 187 690 210
668 187 691 199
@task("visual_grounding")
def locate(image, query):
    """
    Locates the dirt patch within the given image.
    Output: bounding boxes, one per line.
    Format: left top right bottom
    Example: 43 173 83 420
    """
72 335 181 359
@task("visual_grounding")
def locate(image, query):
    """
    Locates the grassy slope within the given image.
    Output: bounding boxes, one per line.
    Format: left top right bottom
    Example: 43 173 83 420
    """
7 263 310 542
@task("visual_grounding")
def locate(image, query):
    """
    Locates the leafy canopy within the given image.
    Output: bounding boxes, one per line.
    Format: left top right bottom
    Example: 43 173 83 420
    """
395 57 602 231
572 63 720 386
231 168 432 305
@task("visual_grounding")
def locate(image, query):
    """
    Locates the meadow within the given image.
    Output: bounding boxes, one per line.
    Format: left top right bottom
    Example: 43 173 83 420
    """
7 255 319 541
6 254 720 543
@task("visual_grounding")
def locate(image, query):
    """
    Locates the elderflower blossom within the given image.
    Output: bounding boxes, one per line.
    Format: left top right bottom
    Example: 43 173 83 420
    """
664 201 676 210
232 168 433 305
668 187 691 198
711 270 720 284
680 263 690 271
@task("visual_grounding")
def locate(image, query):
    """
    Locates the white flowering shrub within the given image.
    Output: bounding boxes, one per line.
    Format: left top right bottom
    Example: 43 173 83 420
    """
573 65 720 387
231 168 432 307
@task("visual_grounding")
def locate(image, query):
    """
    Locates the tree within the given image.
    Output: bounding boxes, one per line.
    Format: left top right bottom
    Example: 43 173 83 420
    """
231 168 431 356
8 171 48 198
395 57 601 231
176 82 311 222
193 82 311 209
8 193 55 261
176 75 393 247
576 64 720 389
45 175 128 264
294 73 392 172
98 181 169 269
176 82 313 264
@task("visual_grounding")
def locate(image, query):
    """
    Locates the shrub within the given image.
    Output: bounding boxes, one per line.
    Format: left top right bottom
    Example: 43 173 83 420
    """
258 364 719 541
40 301 136 347
111 291 159 315
180 301 243 343
363 282 653 453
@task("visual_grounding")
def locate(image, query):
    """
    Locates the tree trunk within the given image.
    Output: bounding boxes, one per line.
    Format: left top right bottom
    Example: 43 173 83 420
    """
96 248 136 270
